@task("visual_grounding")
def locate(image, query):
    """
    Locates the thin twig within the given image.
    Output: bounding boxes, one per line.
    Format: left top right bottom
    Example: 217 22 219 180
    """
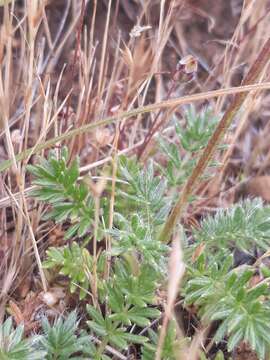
159 37 270 243
1 82 270 174
156 234 185 360
90 335 127 360
4 185 48 292
64 0 86 126
0 125 178 209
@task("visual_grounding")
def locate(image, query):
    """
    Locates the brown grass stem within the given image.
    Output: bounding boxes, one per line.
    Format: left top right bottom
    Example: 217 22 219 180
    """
1 82 270 174
159 37 270 244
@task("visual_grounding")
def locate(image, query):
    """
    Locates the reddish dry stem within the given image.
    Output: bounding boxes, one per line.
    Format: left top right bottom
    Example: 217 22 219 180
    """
159 37 270 243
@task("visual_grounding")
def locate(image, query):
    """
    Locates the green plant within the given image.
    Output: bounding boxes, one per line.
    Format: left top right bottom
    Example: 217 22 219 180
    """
27 147 94 240
107 260 160 308
0 317 46 360
158 106 220 187
2 0 270 358
184 252 270 359
87 304 149 350
0 313 97 360
182 200 270 360
141 320 186 360
86 259 162 354
28 149 170 358
193 198 270 254
37 311 93 359
27 136 270 359
110 214 169 271
116 156 170 227
176 105 219 153
43 243 93 299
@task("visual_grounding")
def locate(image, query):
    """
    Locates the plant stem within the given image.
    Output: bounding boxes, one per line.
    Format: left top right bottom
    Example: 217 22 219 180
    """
1 83 270 174
137 68 179 159
159 37 270 244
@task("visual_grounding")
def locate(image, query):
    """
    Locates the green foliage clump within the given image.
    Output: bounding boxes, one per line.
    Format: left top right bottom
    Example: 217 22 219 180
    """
27 147 93 240
158 105 220 186
28 148 171 358
0 317 45 360
87 304 149 351
0 313 92 360
43 243 93 299
142 320 185 360
182 199 270 360
38 311 92 359
181 199 270 360
177 105 219 152
110 214 169 270
184 253 270 359
86 260 161 353
117 156 170 227
25 108 270 360
194 198 270 254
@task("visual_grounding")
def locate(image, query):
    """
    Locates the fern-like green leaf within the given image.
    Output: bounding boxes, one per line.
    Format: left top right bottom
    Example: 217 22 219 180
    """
194 198 270 255
0 317 46 360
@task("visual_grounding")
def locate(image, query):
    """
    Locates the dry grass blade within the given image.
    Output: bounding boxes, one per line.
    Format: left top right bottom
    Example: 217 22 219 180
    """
159 37 270 244
1 82 270 174
156 234 185 360
4 185 47 292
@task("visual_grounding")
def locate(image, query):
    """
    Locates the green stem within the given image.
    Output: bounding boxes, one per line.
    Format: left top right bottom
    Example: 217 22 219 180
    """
97 337 109 357
159 37 270 243
1 83 270 173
